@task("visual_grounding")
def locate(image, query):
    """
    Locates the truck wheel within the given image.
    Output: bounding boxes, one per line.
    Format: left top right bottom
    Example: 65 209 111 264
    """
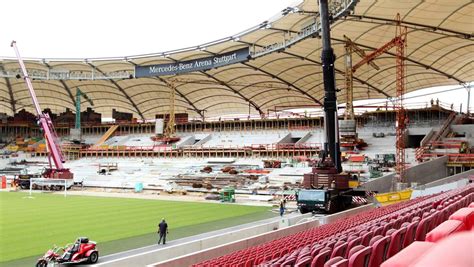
328 198 341 214
88 251 99 263
299 207 308 214
36 260 48 267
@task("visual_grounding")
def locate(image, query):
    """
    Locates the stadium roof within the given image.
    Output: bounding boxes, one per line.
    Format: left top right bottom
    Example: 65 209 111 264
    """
0 0 472 120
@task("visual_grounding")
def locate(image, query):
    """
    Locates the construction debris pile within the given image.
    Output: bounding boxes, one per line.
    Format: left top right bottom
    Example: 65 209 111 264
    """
173 163 262 190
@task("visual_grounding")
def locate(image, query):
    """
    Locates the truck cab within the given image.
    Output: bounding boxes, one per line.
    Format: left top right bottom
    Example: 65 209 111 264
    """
296 189 330 214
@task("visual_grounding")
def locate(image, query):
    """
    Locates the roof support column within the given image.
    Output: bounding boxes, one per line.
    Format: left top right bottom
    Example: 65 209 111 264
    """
0 65 16 113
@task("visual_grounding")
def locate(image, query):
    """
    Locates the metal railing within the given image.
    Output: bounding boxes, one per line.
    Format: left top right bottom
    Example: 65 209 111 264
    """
251 0 358 58
0 68 133 81
0 1 359 81
84 142 322 152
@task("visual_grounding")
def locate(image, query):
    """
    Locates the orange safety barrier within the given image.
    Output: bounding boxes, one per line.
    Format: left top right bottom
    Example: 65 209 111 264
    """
1 176 6 189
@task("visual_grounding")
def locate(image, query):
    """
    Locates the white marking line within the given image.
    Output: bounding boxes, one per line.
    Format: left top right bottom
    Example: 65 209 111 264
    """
94 242 179 266
98 243 157 260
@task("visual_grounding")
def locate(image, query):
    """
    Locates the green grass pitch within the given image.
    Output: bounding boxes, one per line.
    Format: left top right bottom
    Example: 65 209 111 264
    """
0 192 272 263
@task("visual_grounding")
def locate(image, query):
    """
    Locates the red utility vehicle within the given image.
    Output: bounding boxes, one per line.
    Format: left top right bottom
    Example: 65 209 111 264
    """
36 237 98 266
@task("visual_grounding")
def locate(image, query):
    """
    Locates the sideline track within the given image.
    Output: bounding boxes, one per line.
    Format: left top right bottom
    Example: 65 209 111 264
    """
93 212 307 267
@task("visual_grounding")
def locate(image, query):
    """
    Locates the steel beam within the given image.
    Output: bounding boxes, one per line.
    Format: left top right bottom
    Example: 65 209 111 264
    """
88 63 145 120
0 65 16 113
156 77 205 119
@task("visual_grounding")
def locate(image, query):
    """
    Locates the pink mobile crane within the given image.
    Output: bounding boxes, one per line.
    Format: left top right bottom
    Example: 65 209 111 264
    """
11 41 73 180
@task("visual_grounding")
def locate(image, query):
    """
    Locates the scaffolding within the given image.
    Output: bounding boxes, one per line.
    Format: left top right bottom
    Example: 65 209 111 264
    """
352 14 408 183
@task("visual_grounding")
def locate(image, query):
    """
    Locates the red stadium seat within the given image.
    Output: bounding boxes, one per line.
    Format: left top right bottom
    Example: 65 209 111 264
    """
360 231 373 246
386 227 407 257
380 241 435 267
324 257 349 267
426 219 467 242
347 245 364 258
412 232 474 267
449 207 474 229
331 242 348 258
281 257 296 266
348 245 372 267
193 186 474 267
295 255 313 267
346 236 362 257
372 226 383 236
382 222 394 236
415 216 431 241
312 248 332 267
325 240 337 249
311 244 325 257
368 235 390 267
402 220 418 248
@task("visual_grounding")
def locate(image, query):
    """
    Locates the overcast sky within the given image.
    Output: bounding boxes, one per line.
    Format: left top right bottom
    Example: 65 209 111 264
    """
0 0 296 58
0 0 472 113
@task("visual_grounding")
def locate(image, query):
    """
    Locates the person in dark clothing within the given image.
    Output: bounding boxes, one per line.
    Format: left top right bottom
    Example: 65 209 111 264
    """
157 218 169 245
279 200 285 217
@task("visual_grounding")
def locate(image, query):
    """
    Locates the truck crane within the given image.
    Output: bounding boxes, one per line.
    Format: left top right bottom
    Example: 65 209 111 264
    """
297 0 366 214
11 41 74 183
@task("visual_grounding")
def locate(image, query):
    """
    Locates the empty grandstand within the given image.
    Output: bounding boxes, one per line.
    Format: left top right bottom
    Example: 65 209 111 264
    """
0 0 473 266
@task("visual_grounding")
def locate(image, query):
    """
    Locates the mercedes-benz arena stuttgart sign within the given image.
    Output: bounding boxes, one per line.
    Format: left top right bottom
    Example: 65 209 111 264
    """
135 48 250 77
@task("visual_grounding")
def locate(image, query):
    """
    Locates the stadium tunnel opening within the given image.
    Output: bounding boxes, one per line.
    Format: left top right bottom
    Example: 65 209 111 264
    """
407 134 425 148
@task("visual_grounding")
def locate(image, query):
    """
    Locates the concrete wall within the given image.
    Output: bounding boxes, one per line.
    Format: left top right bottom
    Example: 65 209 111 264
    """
96 214 313 267
296 132 313 145
361 174 395 193
95 204 376 267
277 133 292 144
151 215 317 267
451 125 474 138
176 135 195 148
153 205 375 267
406 156 448 185
412 180 469 198
451 125 474 143
416 128 434 147
193 134 212 146
361 156 448 193
318 204 375 225
423 169 474 188
407 127 433 136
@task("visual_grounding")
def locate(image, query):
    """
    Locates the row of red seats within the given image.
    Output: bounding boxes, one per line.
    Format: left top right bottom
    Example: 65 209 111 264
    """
195 200 422 267
382 199 474 267
194 184 473 267
284 190 474 266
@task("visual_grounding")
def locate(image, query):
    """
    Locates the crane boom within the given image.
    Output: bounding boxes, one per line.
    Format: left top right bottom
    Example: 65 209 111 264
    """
351 15 408 183
320 0 342 172
343 35 379 120
11 41 70 176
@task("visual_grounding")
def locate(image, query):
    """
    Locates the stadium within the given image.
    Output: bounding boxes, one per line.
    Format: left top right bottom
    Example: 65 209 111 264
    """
0 0 473 266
